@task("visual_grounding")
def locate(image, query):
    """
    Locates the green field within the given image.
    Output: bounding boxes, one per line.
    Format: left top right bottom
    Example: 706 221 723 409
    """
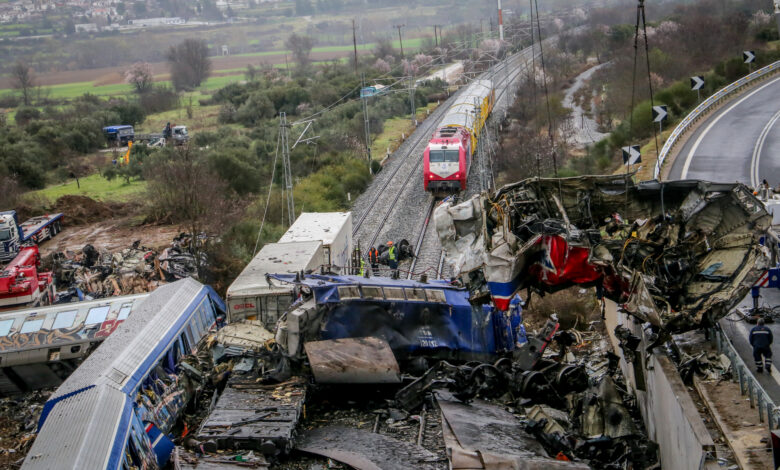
26 173 147 203
371 102 438 160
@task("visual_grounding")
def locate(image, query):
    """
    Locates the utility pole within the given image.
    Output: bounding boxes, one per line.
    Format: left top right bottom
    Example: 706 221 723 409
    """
409 74 415 126
352 19 359 75
497 0 504 41
280 112 295 227
775 1 780 39
433 25 438 47
394 24 405 58
361 73 372 166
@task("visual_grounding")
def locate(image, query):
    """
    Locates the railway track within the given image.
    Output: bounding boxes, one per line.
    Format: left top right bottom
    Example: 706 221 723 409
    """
352 43 543 278
403 46 541 280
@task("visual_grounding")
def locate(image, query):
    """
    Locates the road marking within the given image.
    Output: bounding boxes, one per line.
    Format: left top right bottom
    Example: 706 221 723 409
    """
751 108 780 187
680 76 780 179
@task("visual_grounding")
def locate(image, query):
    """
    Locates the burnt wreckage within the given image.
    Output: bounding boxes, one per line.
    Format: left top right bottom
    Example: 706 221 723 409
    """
435 175 772 334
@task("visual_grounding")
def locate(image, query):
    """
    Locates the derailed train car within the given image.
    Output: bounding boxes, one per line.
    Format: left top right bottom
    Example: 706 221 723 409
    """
22 278 226 470
0 293 147 394
435 176 772 333
271 274 531 366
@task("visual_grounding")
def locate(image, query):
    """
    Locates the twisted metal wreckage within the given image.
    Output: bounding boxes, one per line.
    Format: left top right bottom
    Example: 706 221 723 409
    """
169 176 771 469
435 175 772 336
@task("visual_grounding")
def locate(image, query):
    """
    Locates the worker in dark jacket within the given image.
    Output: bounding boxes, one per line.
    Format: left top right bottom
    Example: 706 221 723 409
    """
750 318 773 373
368 246 380 275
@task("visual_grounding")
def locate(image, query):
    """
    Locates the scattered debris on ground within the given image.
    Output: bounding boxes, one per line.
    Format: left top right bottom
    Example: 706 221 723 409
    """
44 233 206 299
165 274 659 469
0 390 49 469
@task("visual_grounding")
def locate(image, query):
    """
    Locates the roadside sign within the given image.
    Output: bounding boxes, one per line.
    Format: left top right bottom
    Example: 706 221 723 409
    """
652 105 668 123
690 76 705 91
622 145 641 165
744 51 756 63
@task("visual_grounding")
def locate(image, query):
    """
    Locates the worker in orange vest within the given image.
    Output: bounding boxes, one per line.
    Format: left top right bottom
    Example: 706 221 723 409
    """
368 246 380 275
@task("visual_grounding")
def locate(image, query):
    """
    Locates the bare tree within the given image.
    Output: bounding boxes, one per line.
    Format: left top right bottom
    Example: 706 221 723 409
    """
124 62 154 93
144 147 234 276
11 60 36 106
166 39 212 91
285 33 315 71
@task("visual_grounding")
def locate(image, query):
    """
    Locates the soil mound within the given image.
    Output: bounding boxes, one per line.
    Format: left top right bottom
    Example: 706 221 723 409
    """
53 195 128 225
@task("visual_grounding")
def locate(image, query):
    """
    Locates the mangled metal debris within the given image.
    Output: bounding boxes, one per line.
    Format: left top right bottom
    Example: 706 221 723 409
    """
47 233 205 300
435 176 772 333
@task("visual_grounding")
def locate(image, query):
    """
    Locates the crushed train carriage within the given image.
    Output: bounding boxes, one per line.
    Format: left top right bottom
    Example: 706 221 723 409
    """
435 175 772 333
0 293 148 394
22 278 226 470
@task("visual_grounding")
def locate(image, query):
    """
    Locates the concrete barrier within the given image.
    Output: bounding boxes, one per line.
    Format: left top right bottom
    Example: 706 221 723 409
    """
604 300 718 470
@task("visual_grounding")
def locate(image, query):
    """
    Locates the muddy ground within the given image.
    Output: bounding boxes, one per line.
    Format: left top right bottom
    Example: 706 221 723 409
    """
32 195 183 256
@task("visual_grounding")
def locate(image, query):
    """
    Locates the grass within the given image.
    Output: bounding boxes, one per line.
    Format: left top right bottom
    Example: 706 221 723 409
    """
371 102 439 160
25 173 147 203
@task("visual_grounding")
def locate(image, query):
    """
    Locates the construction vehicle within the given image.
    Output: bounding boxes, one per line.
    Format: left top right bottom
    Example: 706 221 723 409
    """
102 125 135 145
0 211 64 264
135 125 190 146
0 245 55 308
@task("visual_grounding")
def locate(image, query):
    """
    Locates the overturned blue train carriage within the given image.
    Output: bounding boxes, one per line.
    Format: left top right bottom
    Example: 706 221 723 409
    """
22 278 226 470
271 274 529 361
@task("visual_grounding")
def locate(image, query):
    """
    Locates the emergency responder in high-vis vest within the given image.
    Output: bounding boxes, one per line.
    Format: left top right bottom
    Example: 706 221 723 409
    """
387 241 398 277
368 246 380 275
360 257 366 277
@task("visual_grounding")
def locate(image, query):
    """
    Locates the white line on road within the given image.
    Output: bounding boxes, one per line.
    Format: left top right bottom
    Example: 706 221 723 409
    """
751 108 780 187
681 76 780 179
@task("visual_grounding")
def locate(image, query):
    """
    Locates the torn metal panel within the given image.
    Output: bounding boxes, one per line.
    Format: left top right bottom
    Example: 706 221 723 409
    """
436 176 772 332
215 321 274 351
172 447 270 469
304 337 401 384
271 274 525 360
435 391 590 469
296 425 441 470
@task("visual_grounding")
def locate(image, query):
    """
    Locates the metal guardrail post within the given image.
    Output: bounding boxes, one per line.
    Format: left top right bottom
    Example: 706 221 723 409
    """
749 380 755 408
759 396 765 423
653 60 780 179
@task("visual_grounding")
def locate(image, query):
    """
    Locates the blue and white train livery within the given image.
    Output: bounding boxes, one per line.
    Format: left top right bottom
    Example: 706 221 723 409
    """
22 278 226 470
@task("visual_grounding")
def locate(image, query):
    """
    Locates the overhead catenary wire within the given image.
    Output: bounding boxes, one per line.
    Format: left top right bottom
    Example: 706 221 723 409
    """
252 131 282 256
533 0 558 177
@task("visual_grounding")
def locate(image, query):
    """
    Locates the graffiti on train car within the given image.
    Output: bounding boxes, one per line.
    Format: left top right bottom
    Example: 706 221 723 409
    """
0 318 127 352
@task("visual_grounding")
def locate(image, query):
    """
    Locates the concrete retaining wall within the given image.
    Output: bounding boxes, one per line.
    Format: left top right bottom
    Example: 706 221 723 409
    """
604 300 717 470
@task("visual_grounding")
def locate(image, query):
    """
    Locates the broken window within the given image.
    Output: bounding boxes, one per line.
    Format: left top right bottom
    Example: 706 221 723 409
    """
384 287 405 301
405 288 427 302
52 310 78 329
426 289 446 303
338 286 360 300
361 286 384 300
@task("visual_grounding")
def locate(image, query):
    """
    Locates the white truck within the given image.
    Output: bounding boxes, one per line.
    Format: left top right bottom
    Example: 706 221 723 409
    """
278 212 353 272
226 241 324 326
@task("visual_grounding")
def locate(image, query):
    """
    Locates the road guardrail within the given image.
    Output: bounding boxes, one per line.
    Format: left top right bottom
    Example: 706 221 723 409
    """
654 60 780 179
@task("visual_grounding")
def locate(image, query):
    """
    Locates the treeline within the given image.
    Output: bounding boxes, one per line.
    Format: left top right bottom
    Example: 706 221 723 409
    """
0 94 154 188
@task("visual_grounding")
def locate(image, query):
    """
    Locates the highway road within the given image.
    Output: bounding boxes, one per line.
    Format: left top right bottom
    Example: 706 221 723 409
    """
666 73 780 400
667 75 780 188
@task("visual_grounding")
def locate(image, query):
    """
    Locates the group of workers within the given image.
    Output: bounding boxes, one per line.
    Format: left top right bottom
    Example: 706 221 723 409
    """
359 241 399 278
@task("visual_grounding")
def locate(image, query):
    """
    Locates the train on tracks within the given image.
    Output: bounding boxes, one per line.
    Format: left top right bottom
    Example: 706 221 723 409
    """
423 79 495 193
